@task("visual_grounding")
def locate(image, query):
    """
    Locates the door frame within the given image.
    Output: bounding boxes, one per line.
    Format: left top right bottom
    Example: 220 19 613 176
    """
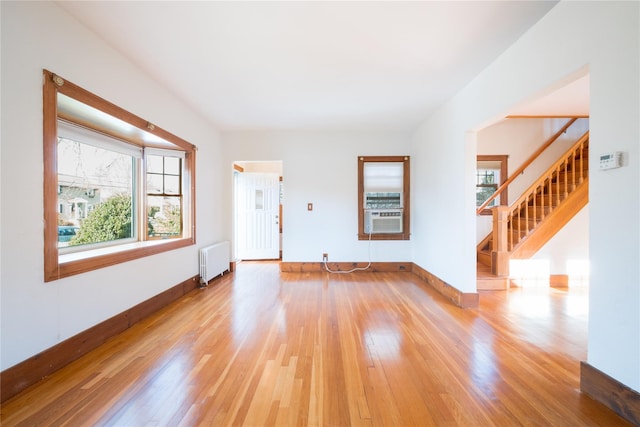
232 161 283 262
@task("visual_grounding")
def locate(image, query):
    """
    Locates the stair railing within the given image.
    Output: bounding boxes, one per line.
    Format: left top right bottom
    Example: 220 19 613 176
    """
502 130 589 251
476 117 579 215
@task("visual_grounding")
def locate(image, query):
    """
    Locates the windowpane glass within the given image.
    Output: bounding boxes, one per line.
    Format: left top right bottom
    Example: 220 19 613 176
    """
164 156 180 175
147 155 164 174
164 175 180 195
363 162 403 192
147 174 164 194
476 168 499 207
148 196 182 238
145 154 183 239
146 154 182 197
57 137 134 248
476 169 498 185
476 185 498 207
255 189 264 209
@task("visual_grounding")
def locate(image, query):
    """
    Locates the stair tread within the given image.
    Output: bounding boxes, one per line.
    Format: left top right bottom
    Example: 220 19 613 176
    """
477 263 510 290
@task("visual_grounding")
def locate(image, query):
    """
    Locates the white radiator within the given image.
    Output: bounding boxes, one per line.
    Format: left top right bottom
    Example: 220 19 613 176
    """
199 241 230 286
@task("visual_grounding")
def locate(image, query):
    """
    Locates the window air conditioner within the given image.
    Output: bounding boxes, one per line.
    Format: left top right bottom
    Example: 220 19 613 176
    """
365 210 403 234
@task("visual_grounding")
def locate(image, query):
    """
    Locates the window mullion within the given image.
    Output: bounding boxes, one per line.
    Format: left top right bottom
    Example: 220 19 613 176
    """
136 155 144 241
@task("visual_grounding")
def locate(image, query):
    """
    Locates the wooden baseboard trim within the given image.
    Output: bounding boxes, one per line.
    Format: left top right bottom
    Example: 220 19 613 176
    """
0 274 203 403
411 263 479 308
280 261 479 308
280 261 412 273
550 274 569 288
280 261 478 309
477 277 510 291
580 361 640 425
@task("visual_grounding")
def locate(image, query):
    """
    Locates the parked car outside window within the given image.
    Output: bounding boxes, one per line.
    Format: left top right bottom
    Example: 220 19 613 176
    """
58 225 79 243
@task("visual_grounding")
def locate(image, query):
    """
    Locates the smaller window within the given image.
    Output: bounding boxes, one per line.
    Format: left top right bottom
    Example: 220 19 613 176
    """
146 150 184 239
476 155 508 215
476 169 499 206
358 156 410 240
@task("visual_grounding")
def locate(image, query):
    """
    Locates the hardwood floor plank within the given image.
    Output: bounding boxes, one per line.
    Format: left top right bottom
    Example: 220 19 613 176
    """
0 262 631 426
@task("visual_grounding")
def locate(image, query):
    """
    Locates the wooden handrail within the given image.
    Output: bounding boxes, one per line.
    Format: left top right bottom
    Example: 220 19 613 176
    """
476 117 579 214
507 131 589 213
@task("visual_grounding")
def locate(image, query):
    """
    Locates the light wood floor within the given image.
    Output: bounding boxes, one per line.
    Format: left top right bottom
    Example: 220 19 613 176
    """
1 262 629 426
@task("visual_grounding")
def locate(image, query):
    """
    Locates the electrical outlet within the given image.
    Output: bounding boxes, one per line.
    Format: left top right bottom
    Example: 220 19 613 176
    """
322 253 328 262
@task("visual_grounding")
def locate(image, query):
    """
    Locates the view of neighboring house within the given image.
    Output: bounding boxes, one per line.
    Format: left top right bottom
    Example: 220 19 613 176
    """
56 179 99 244
57 178 99 226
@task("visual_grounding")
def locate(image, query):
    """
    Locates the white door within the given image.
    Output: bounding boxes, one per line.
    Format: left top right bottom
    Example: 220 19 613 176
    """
236 172 280 260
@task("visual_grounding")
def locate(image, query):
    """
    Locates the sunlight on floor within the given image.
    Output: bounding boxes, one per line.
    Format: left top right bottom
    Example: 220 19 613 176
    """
509 259 590 288
510 259 550 288
507 289 551 317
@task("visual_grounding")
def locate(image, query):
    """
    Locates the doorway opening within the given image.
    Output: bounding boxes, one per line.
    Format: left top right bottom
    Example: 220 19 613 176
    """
474 70 590 291
233 161 283 262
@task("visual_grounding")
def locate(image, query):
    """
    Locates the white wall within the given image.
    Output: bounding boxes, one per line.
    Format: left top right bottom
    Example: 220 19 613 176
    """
222 131 412 263
532 206 589 276
411 1 639 391
0 2 224 370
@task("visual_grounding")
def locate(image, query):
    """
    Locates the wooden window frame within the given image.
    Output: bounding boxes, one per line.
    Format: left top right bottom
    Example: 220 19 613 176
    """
477 155 508 215
358 156 410 240
43 70 197 282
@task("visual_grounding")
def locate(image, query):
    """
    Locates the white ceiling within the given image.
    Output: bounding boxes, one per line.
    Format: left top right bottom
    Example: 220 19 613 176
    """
58 1 574 132
508 73 589 118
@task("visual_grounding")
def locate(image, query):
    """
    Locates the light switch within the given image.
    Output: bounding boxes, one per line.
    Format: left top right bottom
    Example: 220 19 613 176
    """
307 203 313 211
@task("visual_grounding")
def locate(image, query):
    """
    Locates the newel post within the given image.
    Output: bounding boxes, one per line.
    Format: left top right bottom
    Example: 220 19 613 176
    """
491 206 510 277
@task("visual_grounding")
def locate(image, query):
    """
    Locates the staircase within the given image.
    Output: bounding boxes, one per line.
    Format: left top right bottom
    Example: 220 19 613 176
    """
477 129 589 289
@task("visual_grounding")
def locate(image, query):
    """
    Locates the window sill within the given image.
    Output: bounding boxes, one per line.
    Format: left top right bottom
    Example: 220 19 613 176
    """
47 237 194 282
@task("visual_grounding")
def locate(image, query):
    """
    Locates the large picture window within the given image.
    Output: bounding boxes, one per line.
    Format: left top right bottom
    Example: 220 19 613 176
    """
358 156 410 240
43 70 196 281
57 121 138 250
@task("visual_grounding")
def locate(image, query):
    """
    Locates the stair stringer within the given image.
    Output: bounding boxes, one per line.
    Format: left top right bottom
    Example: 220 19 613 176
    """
509 178 588 259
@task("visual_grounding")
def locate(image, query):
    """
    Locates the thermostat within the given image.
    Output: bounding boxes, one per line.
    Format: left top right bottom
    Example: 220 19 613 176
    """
599 152 622 170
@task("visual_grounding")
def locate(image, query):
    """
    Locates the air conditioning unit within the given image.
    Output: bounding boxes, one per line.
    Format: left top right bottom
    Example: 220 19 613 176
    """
365 209 403 234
